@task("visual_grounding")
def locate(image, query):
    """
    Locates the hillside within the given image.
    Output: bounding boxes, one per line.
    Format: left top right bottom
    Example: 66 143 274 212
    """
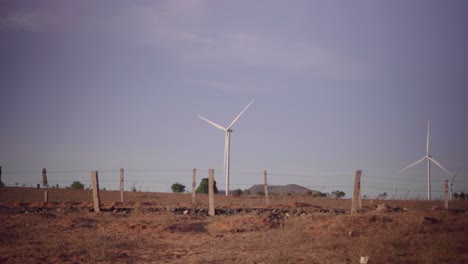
247 184 319 195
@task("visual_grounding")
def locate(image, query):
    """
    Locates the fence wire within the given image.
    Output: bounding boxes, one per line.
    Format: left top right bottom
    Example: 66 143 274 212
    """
1 168 466 199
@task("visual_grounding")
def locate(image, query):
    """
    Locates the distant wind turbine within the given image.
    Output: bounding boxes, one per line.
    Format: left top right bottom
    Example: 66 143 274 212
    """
450 169 459 200
197 100 255 196
399 120 453 200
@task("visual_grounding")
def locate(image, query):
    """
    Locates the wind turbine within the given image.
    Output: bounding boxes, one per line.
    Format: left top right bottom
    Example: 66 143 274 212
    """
450 169 459 200
399 120 453 200
197 100 254 196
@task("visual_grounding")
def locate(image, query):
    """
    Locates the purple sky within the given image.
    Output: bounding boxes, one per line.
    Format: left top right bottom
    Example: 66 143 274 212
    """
1 0 467 198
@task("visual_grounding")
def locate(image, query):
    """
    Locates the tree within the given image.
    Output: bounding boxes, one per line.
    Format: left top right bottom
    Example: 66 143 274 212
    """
196 178 218 194
0 180 4 187
171 183 186 193
232 189 243 197
331 190 346 199
70 181 84 190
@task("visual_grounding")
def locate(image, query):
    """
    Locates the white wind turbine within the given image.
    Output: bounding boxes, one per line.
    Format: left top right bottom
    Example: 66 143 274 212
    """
197 100 255 196
399 120 453 200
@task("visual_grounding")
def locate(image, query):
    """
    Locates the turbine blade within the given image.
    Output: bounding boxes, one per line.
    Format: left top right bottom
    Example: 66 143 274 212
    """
399 156 426 173
428 157 453 177
197 115 227 131
426 120 430 156
227 100 255 130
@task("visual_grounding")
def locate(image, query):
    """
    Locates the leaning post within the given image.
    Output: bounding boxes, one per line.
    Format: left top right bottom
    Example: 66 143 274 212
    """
91 171 101 213
351 170 362 214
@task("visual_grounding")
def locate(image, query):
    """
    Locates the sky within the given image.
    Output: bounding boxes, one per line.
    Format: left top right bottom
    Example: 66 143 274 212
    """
1 0 467 198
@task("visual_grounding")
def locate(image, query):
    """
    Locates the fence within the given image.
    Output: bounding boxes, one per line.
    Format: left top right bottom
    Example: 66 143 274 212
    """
1 166 467 201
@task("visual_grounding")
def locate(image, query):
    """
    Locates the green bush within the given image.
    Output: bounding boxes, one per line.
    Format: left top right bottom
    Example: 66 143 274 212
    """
70 181 84 190
196 178 218 194
257 191 265 196
171 183 186 193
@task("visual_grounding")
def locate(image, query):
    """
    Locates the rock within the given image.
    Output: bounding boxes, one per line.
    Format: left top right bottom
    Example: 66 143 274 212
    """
360 256 369 264
376 203 392 212
431 206 441 211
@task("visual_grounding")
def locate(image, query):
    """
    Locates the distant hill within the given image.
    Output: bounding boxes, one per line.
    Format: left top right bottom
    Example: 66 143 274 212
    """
247 184 319 195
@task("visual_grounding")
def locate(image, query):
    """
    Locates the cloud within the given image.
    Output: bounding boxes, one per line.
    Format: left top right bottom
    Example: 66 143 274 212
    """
0 2 82 32
176 32 370 81
4 12 45 32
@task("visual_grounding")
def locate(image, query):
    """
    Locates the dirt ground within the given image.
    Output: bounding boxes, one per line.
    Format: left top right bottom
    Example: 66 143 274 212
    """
1 188 468 263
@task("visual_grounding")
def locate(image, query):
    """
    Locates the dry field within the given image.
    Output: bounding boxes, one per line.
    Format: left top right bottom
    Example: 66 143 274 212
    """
1 187 468 263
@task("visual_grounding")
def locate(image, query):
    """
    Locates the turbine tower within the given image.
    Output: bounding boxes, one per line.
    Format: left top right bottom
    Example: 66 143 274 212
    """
197 100 254 196
399 120 453 200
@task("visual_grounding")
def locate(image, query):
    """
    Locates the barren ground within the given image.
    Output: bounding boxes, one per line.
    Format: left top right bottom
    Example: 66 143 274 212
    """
1 187 467 263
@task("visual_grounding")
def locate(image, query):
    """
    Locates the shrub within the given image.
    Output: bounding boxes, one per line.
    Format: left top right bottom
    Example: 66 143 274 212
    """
376 192 388 200
232 189 243 197
243 189 251 195
257 191 265 196
171 183 186 193
313 192 326 198
196 178 218 194
70 181 84 190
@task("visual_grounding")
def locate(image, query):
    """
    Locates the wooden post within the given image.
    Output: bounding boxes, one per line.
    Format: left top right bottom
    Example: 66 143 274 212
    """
192 168 197 204
351 170 362 214
445 179 449 210
264 170 270 206
44 190 48 203
120 168 124 203
208 169 215 216
91 171 101 212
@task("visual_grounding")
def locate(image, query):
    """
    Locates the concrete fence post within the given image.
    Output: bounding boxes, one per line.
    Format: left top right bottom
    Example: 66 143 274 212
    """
91 171 101 213
192 168 197 204
351 170 362 214
264 170 270 206
208 169 215 216
120 168 124 203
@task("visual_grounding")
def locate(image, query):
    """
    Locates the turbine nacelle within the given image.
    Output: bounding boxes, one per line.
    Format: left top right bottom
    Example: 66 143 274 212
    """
197 100 255 196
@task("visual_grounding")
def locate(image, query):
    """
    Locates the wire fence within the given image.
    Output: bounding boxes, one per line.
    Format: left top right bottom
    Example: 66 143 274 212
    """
1 167 466 201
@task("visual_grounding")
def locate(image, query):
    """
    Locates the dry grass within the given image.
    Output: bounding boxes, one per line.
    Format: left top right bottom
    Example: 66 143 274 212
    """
1 187 468 263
